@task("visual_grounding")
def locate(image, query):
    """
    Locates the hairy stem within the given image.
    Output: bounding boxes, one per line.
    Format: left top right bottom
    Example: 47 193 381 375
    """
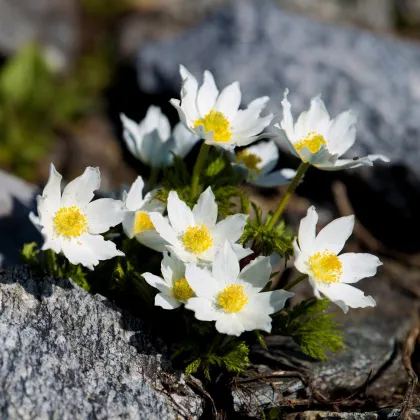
190 142 210 201
284 274 308 291
148 167 160 191
266 162 310 230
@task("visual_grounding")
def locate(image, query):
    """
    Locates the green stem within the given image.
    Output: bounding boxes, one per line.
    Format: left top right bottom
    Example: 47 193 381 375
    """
190 142 211 201
266 162 310 230
148 167 160 191
284 274 308 291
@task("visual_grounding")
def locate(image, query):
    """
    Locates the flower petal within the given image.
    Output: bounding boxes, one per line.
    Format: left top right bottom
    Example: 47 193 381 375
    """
197 70 219 116
192 187 217 227
185 263 219 298
293 238 309 274
232 243 254 260
120 114 141 159
238 256 271 292
42 163 62 212
215 313 245 336
61 167 100 208
179 65 199 122
213 214 248 244
250 290 294 314
317 282 376 313
215 81 241 119
339 253 382 284
137 229 168 252
314 215 354 254
172 122 200 158
124 176 145 211
326 110 357 156
61 234 123 270
316 156 372 171
142 273 172 294
161 251 185 285
212 241 240 285
251 170 293 188
185 297 218 321
245 140 278 175
280 89 296 143
298 206 318 255
155 293 181 310
86 198 124 234
167 190 194 233
148 212 179 246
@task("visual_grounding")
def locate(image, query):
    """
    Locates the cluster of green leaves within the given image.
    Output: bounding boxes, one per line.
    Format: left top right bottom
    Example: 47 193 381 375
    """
155 149 249 216
0 43 110 180
179 335 250 381
273 298 344 360
20 242 90 291
240 203 294 258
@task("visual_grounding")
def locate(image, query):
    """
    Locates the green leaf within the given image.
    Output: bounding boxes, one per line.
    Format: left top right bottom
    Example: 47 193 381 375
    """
274 298 344 361
205 156 226 177
20 242 40 266
185 359 201 377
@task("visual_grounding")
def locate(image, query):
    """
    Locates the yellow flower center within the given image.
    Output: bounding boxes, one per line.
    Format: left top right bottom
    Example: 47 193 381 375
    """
218 284 249 313
133 211 154 234
308 251 343 284
294 131 327 154
182 224 213 254
173 277 194 302
193 109 232 142
236 149 262 173
53 206 88 238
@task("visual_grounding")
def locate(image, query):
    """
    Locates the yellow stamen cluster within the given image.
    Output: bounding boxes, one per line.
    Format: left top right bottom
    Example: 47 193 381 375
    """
182 224 213 254
173 277 194 301
134 211 154 234
308 251 343 284
218 284 249 313
294 131 327 154
236 149 262 173
53 206 88 238
194 110 232 143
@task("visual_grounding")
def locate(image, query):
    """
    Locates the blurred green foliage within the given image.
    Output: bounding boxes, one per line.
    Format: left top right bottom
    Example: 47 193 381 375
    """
0 43 111 180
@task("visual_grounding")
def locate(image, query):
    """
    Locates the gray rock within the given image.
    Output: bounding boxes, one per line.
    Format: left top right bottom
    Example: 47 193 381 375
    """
136 0 417 171
135 0 420 251
277 0 395 31
0 0 79 71
0 266 203 419
295 408 420 419
232 268 415 417
0 170 41 268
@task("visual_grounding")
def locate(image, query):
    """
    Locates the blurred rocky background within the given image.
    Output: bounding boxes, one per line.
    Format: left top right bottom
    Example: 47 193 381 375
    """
1 0 420 417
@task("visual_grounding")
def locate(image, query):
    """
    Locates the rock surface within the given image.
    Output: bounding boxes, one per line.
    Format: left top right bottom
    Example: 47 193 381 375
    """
135 0 420 252
0 266 203 419
136 0 416 174
0 170 40 268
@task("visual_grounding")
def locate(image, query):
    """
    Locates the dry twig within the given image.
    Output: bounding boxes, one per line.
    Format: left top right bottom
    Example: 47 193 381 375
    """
398 326 419 419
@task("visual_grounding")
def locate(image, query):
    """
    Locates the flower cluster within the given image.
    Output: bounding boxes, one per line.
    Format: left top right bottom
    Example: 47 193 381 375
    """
29 65 387 374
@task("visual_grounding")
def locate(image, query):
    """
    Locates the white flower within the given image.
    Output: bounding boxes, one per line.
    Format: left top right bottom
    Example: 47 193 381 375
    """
233 140 296 187
121 105 199 168
170 65 273 151
122 176 167 252
184 241 294 336
33 163 125 270
276 90 390 170
294 206 382 313
142 252 193 310
149 187 252 263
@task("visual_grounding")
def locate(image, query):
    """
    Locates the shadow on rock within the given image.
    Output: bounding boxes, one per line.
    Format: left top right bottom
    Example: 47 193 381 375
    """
0 265 74 301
